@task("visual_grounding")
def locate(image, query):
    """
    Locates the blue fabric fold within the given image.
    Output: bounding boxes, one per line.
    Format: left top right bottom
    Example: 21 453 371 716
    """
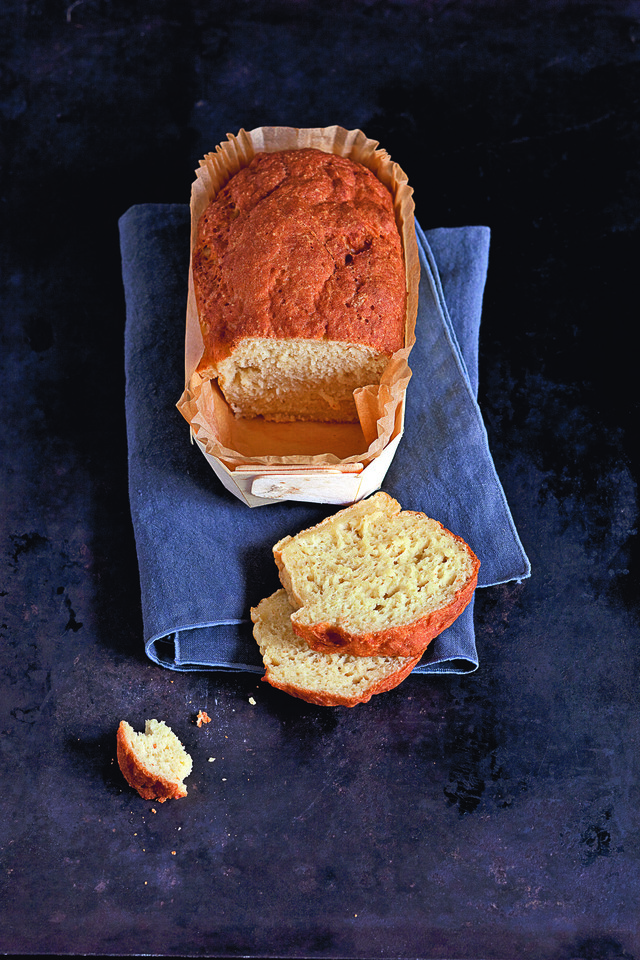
120 204 530 677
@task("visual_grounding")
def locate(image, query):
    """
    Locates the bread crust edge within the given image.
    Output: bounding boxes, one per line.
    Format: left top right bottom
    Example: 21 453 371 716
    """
260 653 421 708
291 563 480 658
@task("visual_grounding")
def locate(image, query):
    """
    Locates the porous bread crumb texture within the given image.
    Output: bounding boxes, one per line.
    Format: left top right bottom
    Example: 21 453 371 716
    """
274 491 480 658
116 719 193 802
193 148 406 422
251 589 420 707
217 338 388 422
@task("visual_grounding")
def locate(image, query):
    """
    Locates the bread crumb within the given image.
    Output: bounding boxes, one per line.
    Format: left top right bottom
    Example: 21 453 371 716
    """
196 710 211 727
248 697 256 705
208 757 215 762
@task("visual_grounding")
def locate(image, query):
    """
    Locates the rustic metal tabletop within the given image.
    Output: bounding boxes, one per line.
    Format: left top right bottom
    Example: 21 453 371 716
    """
1 2 638 957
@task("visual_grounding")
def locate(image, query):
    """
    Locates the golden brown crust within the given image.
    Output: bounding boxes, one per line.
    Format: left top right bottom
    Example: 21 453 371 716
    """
292 563 479 658
260 653 421 707
116 721 188 803
193 148 406 372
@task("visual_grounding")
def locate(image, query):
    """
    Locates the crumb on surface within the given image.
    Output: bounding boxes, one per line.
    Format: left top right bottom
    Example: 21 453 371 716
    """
196 710 211 727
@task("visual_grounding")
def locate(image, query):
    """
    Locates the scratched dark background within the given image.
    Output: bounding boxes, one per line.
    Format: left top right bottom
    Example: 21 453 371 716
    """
1 1 639 958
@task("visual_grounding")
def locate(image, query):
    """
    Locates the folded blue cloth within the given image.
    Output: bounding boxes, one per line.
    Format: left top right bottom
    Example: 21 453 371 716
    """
120 205 530 676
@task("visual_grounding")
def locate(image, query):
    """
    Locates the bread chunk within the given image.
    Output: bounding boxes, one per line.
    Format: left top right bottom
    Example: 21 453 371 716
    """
193 148 406 422
273 492 480 658
116 719 193 802
251 589 420 707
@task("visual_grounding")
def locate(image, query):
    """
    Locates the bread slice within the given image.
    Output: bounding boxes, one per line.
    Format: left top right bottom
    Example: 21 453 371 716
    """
116 719 193 802
251 589 420 707
273 491 480 658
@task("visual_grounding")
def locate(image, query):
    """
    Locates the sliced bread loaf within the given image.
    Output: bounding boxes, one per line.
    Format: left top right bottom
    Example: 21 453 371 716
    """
116 719 193 802
192 148 406 423
251 589 420 707
273 491 479 658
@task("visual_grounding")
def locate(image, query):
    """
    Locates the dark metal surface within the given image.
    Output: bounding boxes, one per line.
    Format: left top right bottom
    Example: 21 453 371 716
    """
1 1 638 957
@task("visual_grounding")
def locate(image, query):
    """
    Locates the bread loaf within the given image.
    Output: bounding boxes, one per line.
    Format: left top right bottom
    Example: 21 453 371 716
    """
251 589 420 707
192 148 406 422
116 719 192 802
273 491 480 658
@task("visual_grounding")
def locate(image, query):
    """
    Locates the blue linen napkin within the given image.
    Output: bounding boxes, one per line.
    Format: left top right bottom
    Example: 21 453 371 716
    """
120 204 530 676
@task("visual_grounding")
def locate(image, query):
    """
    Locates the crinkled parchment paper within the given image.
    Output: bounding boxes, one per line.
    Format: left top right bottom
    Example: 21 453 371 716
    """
176 125 419 472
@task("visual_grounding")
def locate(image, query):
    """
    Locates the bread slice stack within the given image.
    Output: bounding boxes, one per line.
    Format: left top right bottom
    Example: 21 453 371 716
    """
251 492 479 707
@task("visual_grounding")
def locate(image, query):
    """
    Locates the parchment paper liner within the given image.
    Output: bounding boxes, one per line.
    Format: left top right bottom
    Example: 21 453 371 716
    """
177 125 419 471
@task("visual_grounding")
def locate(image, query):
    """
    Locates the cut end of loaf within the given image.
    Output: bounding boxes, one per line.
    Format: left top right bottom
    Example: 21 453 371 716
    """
274 491 480 658
215 337 389 422
116 719 193 802
251 589 419 707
